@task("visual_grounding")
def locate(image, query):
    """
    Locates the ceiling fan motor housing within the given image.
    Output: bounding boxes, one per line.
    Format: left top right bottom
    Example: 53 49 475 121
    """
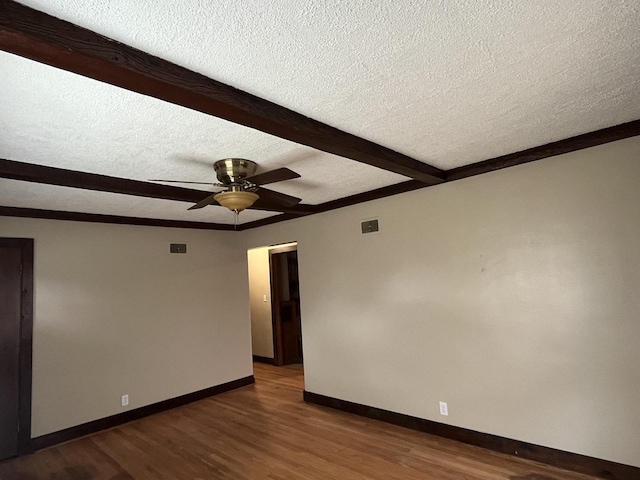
214 158 258 186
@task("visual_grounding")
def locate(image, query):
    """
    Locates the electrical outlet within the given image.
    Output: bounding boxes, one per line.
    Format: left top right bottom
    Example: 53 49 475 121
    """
121 394 129 407
263 294 267 302
439 401 448 416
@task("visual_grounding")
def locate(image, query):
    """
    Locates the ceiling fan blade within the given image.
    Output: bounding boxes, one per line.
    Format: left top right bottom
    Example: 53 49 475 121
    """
256 187 301 207
187 193 218 210
149 179 223 187
244 168 300 186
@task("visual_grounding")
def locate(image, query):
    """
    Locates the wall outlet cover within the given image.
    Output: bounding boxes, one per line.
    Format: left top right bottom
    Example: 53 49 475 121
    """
439 401 448 416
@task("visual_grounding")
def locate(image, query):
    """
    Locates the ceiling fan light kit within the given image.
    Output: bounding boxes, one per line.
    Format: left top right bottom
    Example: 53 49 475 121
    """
214 190 259 213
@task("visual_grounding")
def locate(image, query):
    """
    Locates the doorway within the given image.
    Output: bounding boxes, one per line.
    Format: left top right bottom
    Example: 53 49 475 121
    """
269 244 302 366
247 242 303 367
0 238 34 460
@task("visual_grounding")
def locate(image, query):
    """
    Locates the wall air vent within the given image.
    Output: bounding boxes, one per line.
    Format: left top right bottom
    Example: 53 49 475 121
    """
170 243 187 254
361 219 379 234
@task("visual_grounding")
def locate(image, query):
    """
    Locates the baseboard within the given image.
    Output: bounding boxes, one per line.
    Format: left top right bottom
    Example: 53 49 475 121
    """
252 355 274 364
30 375 255 452
303 391 639 480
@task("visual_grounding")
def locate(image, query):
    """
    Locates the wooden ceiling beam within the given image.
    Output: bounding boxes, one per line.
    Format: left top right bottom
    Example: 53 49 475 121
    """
0 206 238 231
0 159 314 215
0 0 445 185
446 119 640 181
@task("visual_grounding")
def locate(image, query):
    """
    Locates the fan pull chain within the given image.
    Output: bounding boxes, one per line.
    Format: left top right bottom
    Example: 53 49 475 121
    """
234 209 239 230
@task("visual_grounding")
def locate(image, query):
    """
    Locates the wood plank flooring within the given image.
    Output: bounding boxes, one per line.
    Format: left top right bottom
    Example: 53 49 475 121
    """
0 363 599 479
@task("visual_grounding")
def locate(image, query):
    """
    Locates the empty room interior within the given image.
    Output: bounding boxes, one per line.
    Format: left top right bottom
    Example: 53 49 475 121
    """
1 1 639 479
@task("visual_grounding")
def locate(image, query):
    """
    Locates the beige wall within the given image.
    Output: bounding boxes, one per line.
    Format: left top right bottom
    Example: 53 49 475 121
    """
2 136 639 466
247 246 274 358
0 218 252 438
243 136 640 468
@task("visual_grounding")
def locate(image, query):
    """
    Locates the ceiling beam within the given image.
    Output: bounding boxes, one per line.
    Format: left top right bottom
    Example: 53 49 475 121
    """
313 180 428 214
0 159 314 215
446 119 640 181
0 0 445 185
237 213 309 231
0 206 237 231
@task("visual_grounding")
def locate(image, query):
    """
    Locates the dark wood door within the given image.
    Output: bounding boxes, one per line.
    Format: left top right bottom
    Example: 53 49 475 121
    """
0 239 33 460
270 248 303 366
280 251 302 365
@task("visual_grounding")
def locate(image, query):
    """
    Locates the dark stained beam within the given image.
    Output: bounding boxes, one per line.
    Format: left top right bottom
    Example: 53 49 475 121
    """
236 213 307 231
0 206 237 230
314 180 428 213
0 159 208 202
0 0 445 185
0 159 315 215
446 119 640 181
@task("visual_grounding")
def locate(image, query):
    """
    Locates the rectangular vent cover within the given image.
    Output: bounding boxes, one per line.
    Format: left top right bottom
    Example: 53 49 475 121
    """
361 219 379 234
170 243 187 253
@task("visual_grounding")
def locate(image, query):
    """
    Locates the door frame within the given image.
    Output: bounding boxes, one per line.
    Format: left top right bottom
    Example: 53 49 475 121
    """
268 244 297 366
0 238 34 455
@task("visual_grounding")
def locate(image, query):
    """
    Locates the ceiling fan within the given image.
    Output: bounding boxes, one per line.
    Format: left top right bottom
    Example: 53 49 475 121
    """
150 159 302 215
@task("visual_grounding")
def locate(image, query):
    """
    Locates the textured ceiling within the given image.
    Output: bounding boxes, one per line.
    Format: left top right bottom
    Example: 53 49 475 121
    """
2 0 640 224
0 52 406 205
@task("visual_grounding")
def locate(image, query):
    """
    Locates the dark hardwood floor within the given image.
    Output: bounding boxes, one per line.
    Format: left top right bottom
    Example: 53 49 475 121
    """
0 363 598 479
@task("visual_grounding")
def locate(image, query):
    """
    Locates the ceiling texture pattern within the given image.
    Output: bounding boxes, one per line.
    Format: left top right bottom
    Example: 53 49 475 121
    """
1 0 639 226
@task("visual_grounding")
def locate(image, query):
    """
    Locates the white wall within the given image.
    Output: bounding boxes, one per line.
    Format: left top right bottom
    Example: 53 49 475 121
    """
0 218 252 438
242 136 640 468
247 246 274 358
